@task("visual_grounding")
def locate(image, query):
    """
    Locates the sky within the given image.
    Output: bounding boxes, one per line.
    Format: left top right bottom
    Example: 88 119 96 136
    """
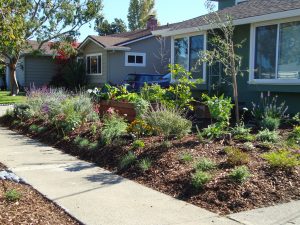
78 0 216 41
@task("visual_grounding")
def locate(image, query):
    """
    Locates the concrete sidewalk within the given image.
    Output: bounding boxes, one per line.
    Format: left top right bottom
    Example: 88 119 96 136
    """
0 126 240 225
229 200 300 225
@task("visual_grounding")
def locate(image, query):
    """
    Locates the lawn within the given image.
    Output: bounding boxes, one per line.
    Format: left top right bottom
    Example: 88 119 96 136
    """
0 91 26 104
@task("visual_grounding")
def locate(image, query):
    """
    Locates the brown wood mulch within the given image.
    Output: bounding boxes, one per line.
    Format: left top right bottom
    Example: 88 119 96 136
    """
0 162 80 225
1 116 300 215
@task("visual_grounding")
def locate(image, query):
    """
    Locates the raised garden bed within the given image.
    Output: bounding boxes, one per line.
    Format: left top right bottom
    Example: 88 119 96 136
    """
98 100 136 122
2 118 299 215
0 162 80 225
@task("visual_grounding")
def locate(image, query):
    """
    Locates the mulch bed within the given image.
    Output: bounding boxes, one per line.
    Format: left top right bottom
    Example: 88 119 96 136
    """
1 116 300 215
0 162 80 225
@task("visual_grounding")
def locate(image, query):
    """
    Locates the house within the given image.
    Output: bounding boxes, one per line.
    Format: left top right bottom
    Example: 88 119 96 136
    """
153 0 300 113
77 16 171 85
5 41 58 89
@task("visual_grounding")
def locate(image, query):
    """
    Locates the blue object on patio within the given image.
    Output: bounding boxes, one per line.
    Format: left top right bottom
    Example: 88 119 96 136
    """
124 73 171 91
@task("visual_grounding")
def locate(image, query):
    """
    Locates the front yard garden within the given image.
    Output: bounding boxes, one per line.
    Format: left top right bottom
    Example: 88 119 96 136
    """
0 66 299 215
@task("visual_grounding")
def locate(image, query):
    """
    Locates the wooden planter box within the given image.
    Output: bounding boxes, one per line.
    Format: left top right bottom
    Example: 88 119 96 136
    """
193 102 211 119
98 100 136 122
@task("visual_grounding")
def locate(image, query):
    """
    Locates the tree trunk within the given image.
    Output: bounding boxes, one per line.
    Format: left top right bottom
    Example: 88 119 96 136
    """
9 62 19 96
232 73 240 124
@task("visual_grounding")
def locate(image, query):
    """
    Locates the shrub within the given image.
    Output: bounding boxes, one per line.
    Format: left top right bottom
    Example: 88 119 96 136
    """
140 84 166 103
260 116 280 131
251 94 288 121
127 119 154 137
179 152 193 164
37 126 47 133
231 123 254 141
229 166 251 183
165 64 202 110
224 147 249 166
78 138 90 149
101 113 128 145
243 142 255 151
13 103 31 120
262 150 300 169
141 64 202 110
191 171 212 189
143 105 192 139
24 87 98 133
256 129 279 143
138 158 152 172
202 94 233 125
288 126 300 144
5 189 22 202
131 140 145 150
29 124 39 133
194 158 216 171
88 142 99 150
161 140 172 148
202 123 225 139
292 112 300 125
119 152 137 169
132 97 150 118
196 125 204 142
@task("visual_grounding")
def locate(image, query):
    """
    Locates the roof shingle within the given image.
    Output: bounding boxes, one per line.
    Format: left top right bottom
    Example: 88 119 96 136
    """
168 0 300 31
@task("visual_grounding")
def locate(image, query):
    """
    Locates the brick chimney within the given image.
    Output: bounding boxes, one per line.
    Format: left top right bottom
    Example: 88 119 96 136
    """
147 15 158 30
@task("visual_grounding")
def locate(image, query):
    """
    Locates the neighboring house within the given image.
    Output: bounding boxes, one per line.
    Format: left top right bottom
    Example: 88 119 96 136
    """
5 41 58 89
153 0 300 113
78 17 171 85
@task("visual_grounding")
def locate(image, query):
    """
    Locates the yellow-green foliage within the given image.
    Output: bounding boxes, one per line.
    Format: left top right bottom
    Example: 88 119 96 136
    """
224 147 249 166
262 150 300 169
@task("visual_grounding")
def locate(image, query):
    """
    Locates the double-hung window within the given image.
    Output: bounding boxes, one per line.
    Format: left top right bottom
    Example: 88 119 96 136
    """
86 54 102 75
125 52 146 67
173 33 206 81
251 19 300 83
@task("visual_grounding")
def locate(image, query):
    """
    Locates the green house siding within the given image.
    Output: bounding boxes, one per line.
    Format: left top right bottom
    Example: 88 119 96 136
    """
218 0 235 10
220 24 300 114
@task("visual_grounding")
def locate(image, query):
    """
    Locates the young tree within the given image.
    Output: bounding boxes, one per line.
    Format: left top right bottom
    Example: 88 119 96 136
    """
201 1 243 123
127 0 156 31
0 0 103 95
95 17 127 36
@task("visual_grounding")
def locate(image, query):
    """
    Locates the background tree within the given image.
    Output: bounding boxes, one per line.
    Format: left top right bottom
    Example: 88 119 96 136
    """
0 0 103 95
128 0 141 31
201 1 243 123
95 17 127 36
127 0 156 31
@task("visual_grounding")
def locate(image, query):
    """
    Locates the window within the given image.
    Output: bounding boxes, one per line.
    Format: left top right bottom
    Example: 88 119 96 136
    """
86 54 102 75
125 52 146 67
251 19 300 83
173 34 206 80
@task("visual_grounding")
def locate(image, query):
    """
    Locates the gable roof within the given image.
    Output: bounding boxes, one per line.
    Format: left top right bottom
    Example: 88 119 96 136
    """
153 0 300 36
22 40 55 56
79 28 155 51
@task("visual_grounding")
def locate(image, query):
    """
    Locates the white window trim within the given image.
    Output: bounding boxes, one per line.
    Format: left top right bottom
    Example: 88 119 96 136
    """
171 31 207 83
235 0 247 5
76 56 83 63
125 52 146 67
249 17 300 85
86 53 102 76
